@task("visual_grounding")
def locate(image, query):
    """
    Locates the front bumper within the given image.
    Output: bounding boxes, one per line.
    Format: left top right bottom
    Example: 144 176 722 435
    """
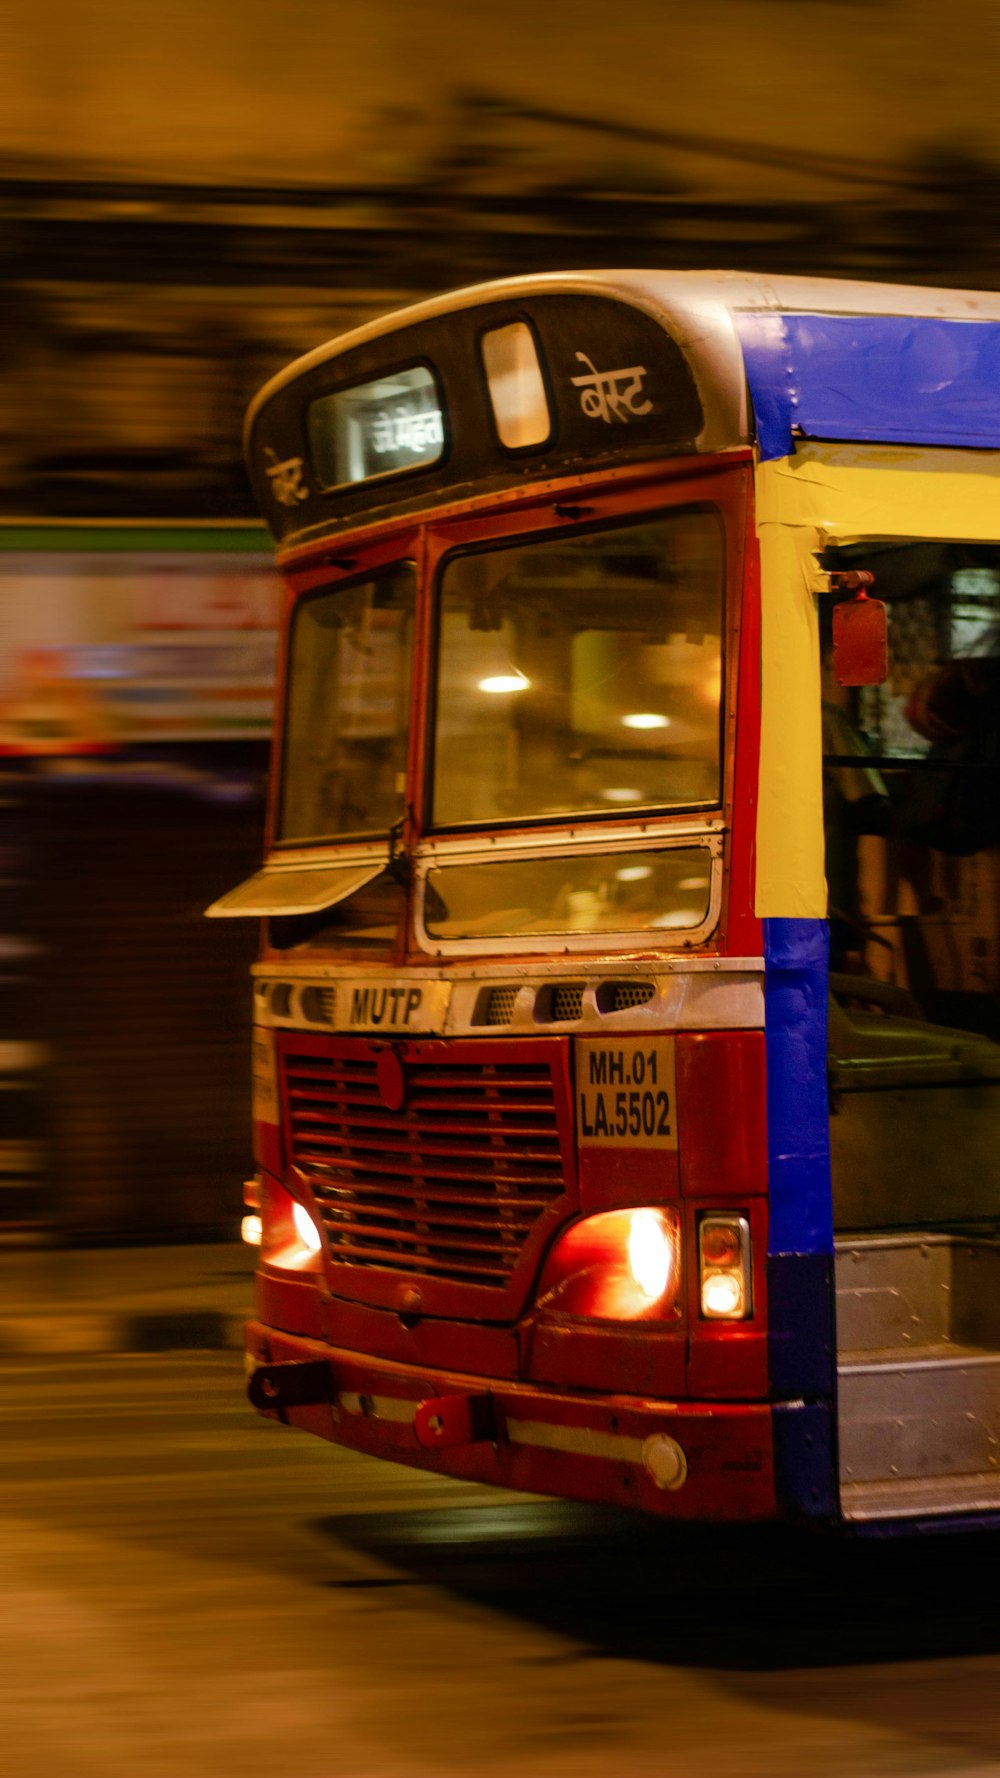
245 1319 779 1521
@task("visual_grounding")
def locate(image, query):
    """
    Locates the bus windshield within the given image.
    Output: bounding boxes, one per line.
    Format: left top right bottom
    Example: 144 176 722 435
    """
432 508 724 829
278 563 415 843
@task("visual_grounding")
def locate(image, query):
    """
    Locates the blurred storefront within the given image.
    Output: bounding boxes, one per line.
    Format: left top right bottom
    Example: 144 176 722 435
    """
0 528 276 1240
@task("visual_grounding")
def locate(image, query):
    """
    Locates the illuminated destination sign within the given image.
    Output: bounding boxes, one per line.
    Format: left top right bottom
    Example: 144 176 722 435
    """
308 365 445 489
249 292 705 544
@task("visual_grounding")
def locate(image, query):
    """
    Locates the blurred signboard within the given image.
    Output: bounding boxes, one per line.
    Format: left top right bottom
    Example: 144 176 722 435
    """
0 527 280 754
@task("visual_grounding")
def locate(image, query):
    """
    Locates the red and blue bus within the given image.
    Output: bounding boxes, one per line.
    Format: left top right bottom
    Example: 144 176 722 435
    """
212 272 1000 1530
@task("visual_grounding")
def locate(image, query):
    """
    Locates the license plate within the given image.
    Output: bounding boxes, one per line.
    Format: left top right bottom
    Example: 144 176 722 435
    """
576 1036 677 1148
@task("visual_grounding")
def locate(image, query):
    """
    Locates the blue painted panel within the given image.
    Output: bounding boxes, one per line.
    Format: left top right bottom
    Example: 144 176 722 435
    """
772 1400 837 1521
736 312 1000 461
767 1252 834 1400
763 917 833 1256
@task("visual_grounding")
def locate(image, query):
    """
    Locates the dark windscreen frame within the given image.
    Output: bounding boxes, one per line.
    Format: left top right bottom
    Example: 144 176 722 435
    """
247 292 705 549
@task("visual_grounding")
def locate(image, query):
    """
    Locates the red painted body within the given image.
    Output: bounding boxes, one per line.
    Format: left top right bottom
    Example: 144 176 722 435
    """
247 451 778 1518
245 1321 778 1521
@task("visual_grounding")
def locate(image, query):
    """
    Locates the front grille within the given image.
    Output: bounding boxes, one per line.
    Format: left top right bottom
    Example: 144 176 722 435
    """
283 1044 565 1288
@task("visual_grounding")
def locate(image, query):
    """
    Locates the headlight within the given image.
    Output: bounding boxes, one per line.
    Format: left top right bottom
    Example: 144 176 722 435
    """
254 1174 324 1270
627 1207 674 1299
292 1199 323 1254
535 1207 681 1321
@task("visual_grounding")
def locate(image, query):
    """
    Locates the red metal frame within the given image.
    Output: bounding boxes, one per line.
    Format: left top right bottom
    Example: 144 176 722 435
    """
417 456 750 930
725 493 763 958
260 451 757 968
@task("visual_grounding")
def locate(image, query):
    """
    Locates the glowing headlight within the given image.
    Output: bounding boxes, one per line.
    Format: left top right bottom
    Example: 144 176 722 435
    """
534 1206 681 1320
627 1208 674 1300
292 1200 323 1254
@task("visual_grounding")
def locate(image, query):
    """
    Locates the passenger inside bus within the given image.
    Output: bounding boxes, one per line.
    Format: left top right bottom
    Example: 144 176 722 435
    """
820 541 1000 1232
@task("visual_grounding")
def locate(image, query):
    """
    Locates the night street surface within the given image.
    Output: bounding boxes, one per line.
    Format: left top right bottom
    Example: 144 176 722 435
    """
3 1353 999 1778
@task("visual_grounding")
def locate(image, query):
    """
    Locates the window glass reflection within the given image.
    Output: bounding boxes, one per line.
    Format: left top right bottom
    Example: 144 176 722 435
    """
279 564 415 842
481 322 550 450
424 847 713 941
432 509 724 828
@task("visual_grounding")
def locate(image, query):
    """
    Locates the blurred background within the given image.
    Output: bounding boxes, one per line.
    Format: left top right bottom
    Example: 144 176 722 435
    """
7 0 1000 1245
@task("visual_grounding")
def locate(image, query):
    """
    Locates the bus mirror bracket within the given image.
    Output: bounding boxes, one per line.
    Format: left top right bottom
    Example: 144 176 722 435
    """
388 813 411 887
827 570 889 687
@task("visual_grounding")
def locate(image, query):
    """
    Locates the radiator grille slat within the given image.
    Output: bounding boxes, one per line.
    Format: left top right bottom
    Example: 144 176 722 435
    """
315 1239 517 1281
282 1044 567 1289
321 1210 536 1246
290 1128 560 1163
314 1187 544 1230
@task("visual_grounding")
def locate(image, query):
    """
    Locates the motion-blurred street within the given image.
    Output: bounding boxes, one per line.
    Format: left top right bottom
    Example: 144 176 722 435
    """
4 1346 1000 1778
6 7 1000 1773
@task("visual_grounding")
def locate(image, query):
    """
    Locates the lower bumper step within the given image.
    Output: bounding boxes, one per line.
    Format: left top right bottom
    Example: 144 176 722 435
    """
841 1471 1000 1522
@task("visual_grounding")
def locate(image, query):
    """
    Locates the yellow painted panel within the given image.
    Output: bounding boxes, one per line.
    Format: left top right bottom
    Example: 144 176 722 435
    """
754 443 1000 919
756 442 1000 542
755 518 827 918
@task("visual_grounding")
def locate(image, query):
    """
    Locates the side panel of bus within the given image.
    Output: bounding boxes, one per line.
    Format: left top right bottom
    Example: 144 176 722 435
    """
756 444 1000 1526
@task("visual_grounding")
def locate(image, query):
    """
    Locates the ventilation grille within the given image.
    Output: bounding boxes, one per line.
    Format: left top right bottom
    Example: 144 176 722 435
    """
599 980 656 1012
270 982 294 1019
550 984 584 1022
482 985 518 1026
300 985 337 1025
283 1046 565 1288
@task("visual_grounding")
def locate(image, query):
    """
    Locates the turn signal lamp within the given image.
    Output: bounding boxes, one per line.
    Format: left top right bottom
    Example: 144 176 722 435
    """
241 1176 263 1246
536 1207 681 1320
699 1214 751 1319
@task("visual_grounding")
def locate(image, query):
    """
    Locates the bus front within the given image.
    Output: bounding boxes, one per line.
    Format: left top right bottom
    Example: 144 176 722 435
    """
212 279 783 1520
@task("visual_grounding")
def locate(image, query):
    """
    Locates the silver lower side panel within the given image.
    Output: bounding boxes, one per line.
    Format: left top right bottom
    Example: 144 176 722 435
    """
836 1233 1000 1522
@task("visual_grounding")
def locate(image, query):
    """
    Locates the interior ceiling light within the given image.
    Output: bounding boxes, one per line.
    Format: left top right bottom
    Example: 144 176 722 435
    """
622 711 670 730
478 670 530 694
